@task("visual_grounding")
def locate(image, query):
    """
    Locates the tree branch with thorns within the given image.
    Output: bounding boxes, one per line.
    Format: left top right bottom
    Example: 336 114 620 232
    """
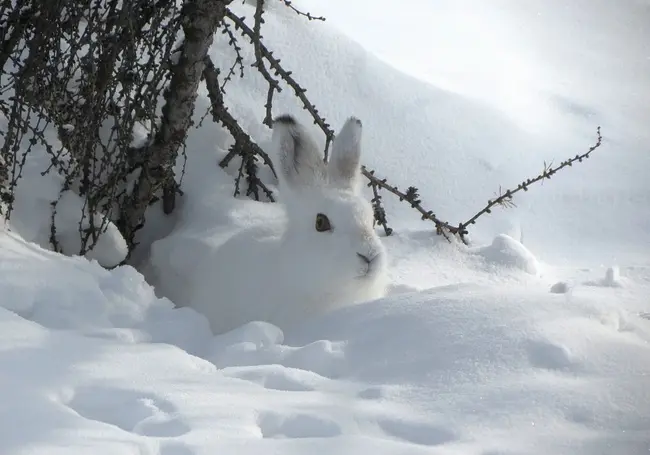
225 8 335 158
456 127 603 240
217 5 605 245
0 0 606 266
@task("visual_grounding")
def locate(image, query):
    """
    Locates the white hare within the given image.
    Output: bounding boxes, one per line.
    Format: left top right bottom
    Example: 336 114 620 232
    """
183 115 388 335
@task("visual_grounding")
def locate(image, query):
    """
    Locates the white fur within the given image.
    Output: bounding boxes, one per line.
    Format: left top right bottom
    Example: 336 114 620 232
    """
183 116 388 335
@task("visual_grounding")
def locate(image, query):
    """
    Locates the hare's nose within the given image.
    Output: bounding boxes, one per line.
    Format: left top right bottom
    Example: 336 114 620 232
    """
356 252 377 264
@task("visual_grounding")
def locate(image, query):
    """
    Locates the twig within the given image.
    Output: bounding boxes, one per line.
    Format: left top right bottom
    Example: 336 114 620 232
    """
203 55 276 175
233 152 246 197
457 126 603 239
279 1 326 21
368 177 392 236
252 0 279 126
361 166 454 241
225 9 334 159
202 55 276 201
219 20 245 90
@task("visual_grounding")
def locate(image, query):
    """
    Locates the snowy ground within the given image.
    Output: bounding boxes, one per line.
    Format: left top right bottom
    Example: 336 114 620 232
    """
2 1 650 454
3 228 650 455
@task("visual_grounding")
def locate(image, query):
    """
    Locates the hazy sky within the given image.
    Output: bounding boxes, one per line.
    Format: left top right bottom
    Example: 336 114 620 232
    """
296 0 650 139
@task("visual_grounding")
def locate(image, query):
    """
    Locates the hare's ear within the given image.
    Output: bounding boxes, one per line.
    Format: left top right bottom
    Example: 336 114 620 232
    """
329 117 362 192
272 115 326 190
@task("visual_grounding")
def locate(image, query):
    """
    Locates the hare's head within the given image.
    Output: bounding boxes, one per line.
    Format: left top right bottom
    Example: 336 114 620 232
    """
270 115 387 300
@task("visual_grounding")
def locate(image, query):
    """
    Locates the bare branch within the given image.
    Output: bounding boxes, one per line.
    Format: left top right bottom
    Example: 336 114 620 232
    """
361 166 455 241
225 9 334 159
279 0 326 21
0 0 606 264
219 20 245 90
119 0 234 248
203 55 276 201
368 177 393 236
458 126 603 238
252 0 279 127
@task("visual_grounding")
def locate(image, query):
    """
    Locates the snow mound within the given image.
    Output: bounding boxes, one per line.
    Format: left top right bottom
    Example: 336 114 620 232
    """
8 152 128 268
584 265 624 288
3 220 650 454
472 233 540 275
0 230 211 354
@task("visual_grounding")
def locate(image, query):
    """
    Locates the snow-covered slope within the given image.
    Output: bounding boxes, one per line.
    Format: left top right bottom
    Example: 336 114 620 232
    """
203 0 650 264
1 0 650 454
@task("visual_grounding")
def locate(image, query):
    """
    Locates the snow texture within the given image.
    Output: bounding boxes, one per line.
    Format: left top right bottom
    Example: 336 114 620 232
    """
2 230 650 455
1 0 650 454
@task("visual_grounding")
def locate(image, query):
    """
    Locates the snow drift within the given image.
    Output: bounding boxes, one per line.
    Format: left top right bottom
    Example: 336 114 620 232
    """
0 0 649 454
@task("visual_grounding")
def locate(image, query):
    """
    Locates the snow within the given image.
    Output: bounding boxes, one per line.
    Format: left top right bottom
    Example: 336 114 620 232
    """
9 157 129 268
0 114 129 268
470 234 541 275
2 0 650 454
2 229 650 454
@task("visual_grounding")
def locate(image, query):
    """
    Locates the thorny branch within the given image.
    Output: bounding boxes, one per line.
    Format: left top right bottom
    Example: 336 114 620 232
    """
202 55 275 201
119 0 234 249
279 0 326 21
252 0 279 127
362 166 453 241
1 0 183 254
457 126 603 238
219 20 244 90
368 175 393 237
225 9 335 159
0 0 606 266
220 7 605 245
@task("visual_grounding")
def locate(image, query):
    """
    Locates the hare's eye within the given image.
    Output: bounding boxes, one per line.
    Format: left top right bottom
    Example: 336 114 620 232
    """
315 213 332 232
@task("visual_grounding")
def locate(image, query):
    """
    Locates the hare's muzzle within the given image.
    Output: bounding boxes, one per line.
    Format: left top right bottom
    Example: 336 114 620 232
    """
356 251 384 278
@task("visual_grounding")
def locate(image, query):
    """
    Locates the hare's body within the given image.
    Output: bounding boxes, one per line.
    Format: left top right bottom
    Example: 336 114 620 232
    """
187 219 386 335
180 115 388 335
